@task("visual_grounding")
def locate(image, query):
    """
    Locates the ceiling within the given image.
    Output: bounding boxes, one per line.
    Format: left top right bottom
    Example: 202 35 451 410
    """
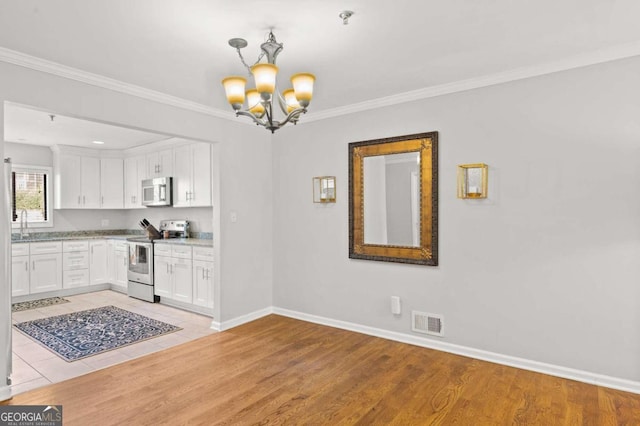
4 104 169 149
1 1 640 146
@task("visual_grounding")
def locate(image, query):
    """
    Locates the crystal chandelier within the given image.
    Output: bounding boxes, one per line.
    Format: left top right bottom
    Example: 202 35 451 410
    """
221 31 316 133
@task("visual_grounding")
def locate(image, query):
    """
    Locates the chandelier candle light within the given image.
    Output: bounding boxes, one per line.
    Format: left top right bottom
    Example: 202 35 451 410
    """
222 31 316 133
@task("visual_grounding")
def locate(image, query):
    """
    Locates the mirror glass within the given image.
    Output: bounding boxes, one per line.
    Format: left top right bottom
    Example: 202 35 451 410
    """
363 152 420 247
349 132 438 266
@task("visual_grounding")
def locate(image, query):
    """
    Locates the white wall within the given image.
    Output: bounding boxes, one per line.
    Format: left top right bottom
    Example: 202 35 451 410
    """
272 55 640 382
124 207 213 234
0 59 273 396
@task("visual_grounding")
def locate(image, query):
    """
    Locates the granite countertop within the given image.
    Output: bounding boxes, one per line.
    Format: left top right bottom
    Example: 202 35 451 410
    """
12 230 213 246
152 238 213 247
12 234 140 243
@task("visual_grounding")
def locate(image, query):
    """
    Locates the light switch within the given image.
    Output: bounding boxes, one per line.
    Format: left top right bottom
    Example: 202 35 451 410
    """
230 211 238 223
391 296 401 315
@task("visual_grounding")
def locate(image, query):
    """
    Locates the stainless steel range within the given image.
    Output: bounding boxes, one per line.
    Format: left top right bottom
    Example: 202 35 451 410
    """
127 237 157 302
127 219 190 303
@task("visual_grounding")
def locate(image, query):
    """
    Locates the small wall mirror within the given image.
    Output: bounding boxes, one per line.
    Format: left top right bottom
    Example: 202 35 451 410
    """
349 132 438 265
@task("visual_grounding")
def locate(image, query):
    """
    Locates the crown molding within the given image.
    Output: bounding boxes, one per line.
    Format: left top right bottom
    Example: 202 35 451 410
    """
2 41 640 126
0 46 234 120
303 40 640 123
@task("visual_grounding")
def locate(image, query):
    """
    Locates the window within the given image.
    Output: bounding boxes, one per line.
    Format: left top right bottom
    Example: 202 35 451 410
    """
11 165 53 228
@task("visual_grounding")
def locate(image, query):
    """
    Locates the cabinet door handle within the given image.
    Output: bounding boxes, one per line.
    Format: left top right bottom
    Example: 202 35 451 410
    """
166 263 169 274
78 195 81 205
83 195 86 205
202 268 205 279
32 261 35 270
25 261 28 271
101 196 104 206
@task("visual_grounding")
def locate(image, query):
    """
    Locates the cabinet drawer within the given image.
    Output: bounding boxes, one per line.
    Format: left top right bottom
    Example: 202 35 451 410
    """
63 251 89 270
154 244 171 256
63 240 89 252
192 246 213 262
12 244 29 257
113 241 128 251
30 241 62 255
171 245 192 259
63 269 90 288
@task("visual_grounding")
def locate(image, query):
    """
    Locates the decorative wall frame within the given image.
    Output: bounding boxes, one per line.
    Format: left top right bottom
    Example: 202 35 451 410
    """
349 131 438 266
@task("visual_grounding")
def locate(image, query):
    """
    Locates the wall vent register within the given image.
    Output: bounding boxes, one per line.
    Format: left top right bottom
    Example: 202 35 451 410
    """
412 311 444 337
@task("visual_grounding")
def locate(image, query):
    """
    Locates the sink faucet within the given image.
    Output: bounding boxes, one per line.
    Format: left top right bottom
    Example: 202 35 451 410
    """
19 209 29 239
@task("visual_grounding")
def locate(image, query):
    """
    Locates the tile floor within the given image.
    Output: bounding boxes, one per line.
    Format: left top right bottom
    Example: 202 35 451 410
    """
10 290 216 396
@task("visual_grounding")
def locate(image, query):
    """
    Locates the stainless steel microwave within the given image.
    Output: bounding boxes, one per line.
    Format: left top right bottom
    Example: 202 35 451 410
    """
141 177 173 207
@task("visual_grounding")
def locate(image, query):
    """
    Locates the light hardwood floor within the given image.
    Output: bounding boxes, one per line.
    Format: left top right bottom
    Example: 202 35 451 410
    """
3 315 640 425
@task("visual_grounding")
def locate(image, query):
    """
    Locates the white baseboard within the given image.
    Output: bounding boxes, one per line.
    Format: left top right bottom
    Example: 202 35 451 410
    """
272 307 640 395
210 307 274 332
0 385 11 402
208 305 640 394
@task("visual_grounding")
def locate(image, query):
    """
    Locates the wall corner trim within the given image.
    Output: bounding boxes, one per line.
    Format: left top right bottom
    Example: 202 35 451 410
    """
0 46 234 120
302 40 640 123
272 307 640 395
3 42 640 126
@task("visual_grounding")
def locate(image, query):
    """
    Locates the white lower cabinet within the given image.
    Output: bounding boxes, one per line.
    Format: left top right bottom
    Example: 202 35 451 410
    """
12 255 30 297
63 269 90 289
192 260 213 308
89 240 108 285
63 240 89 288
108 240 128 292
30 253 63 294
29 242 63 294
13 242 63 295
154 255 172 299
192 246 214 309
154 246 193 304
12 239 213 314
172 258 193 303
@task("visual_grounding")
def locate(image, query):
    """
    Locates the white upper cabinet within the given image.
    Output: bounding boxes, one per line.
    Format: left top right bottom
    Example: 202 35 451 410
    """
52 146 125 210
100 158 124 208
146 149 173 179
81 156 101 208
124 155 146 209
52 140 211 210
56 153 81 209
53 152 100 209
173 143 212 207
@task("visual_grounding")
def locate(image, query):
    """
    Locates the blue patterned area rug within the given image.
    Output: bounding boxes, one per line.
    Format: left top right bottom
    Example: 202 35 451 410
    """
12 297 70 312
14 305 182 362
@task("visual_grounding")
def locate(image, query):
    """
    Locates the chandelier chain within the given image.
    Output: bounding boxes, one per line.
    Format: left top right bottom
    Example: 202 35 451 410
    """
235 48 266 75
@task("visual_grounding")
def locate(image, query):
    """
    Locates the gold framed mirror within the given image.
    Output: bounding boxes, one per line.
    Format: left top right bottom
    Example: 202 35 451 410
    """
349 131 438 266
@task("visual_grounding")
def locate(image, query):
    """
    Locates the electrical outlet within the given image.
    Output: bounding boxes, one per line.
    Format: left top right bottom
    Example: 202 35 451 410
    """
101 219 109 227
